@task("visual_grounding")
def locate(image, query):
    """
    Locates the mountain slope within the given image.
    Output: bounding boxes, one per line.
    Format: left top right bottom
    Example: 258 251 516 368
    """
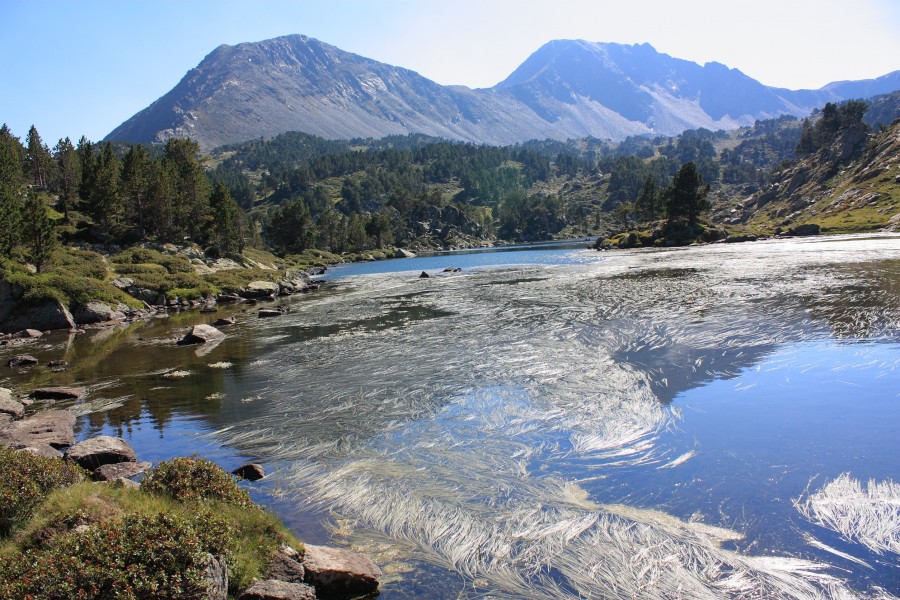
106 35 900 150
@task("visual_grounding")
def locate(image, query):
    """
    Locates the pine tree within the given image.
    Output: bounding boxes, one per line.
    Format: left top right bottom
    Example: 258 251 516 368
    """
26 126 54 189
209 181 242 254
21 191 58 272
635 174 659 223
0 183 22 257
76 136 96 214
664 162 710 228
54 137 81 221
122 144 151 237
0 124 26 189
163 138 211 242
91 143 124 239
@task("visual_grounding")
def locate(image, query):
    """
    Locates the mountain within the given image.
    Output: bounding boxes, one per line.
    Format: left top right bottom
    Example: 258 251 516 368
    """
105 35 900 150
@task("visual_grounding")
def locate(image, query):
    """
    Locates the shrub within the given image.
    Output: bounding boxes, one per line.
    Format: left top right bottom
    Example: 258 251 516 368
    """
0 446 87 537
0 510 231 599
141 456 254 509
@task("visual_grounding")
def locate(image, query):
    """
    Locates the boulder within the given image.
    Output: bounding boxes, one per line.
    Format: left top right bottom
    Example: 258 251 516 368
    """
0 409 75 449
786 223 821 237
233 463 265 481
213 316 236 327
243 281 279 299
94 460 151 482
238 580 316 600
8 355 38 368
110 277 134 290
179 324 226 345
301 544 381 598
48 360 68 371
217 293 243 304
72 301 127 325
0 388 24 421
30 386 87 401
17 329 43 338
19 444 63 458
0 299 76 333
267 545 305 583
394 248 416 258
64 435 137 470
419 271 430 279
258 309 284 319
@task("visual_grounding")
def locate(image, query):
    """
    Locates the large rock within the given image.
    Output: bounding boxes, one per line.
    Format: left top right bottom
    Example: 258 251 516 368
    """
178 324 226 345
258 308 284 319
94 461 151 482
64 435 137 470
238 579 316 600
0 388 24 421
267 545 305 583
233 463 266 481
72 301 127 325
0 409 75 449
394 248 416 258
786 223 821 237
30 386 87 401
301 544 381 598
213 316 236 327
0 298 76 333
242 281 279 299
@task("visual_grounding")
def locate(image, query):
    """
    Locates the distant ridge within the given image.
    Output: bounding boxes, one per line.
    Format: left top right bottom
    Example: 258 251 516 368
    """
105 35 900 150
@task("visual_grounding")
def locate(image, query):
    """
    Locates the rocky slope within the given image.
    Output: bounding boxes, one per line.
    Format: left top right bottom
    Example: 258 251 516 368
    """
737 119 900 232
105 35 900 150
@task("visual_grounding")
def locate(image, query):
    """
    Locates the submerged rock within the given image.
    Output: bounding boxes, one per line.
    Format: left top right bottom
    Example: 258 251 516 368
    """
301 544 381 598
65 435 137 470
179 324 226 345
258 308 284 318
7 355 38 368
213 316 237 327
419 271 430 279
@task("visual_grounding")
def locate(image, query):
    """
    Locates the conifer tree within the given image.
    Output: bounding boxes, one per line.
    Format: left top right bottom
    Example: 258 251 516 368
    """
21 191 57 272
54 137 81 221
91 143 124 238
122 144 151 237
209 181 242 254
26 126 53 189
664 162 710 228
635 174 659 223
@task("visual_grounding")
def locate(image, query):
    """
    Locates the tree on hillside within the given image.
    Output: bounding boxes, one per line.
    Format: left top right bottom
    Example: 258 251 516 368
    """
366 211 394 249
21 192 57 272
0 125 26 189
209 181 243 254
53 137 81 221
90 143 125 239
163 138 211 242
0 125 26 256
634 174 660 223
122 144 152 237
0 184 22 257
664 162 710 228
26 126 53 189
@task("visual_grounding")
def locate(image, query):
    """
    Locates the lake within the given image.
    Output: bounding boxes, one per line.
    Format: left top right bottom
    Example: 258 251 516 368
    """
3 234 899 598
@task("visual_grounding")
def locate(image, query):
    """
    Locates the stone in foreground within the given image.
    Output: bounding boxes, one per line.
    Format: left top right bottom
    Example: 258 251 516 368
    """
0 409 75 449
267 545 305 583
238 579 316 600
179 324 226 345
94 460 152 482
302 544 382 598
0 388 24 421
64 435 137 470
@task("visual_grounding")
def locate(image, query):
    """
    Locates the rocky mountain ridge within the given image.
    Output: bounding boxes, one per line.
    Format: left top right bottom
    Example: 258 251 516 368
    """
106 35 900 150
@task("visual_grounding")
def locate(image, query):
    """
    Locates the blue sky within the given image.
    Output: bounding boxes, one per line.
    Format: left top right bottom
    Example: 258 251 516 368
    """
1 0 898 146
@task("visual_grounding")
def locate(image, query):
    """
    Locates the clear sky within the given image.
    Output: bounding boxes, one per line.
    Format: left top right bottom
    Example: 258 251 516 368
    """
1 0 898 146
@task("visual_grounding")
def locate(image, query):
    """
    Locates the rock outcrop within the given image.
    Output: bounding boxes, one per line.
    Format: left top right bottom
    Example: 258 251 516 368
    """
301 544 382 599
0 409 75 451
64 436 137 470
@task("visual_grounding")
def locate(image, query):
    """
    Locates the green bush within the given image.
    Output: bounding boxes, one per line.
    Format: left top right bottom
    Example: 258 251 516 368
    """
53 248 109 280
142 456 254 509
0 510 231 599
2 269 141 309
0 446 87 537
111 248 194 274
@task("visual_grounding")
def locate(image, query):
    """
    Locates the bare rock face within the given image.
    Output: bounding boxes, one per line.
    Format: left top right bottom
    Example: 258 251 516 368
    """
30 386 87 401
267 545 305 584
0 409 75 449
64 435 137 470
0 299 76 334
233 463 266 481
302 544 382 598
178 324 226 345
94 461 152 482
238 579 316 600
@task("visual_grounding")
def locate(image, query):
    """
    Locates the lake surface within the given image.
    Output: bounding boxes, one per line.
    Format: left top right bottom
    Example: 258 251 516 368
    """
3 234 900 598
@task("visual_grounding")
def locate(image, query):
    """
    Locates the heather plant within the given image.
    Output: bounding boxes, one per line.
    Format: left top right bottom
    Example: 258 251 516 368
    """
141 455 254 509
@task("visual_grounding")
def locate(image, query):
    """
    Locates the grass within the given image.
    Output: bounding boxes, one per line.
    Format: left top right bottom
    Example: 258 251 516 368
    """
0 456 302 598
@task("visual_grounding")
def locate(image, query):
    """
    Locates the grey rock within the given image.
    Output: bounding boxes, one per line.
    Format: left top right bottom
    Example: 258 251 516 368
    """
19 444 64 458
94 461 151 482
786 223 821 237
72 301 127 325
0 388 24 420
0 409 75 449
394 248 416 258
30 386 87 401
179 324 226 345
239 579 316 600
64 435 137 470
203 554 229 600
233 463 265 481
213 316 236 327
0 299 76 333
302 544 382 598
243 281 279 299
8 355 38 368
258 309 284 318
267 545 305 584
17 328 43 338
